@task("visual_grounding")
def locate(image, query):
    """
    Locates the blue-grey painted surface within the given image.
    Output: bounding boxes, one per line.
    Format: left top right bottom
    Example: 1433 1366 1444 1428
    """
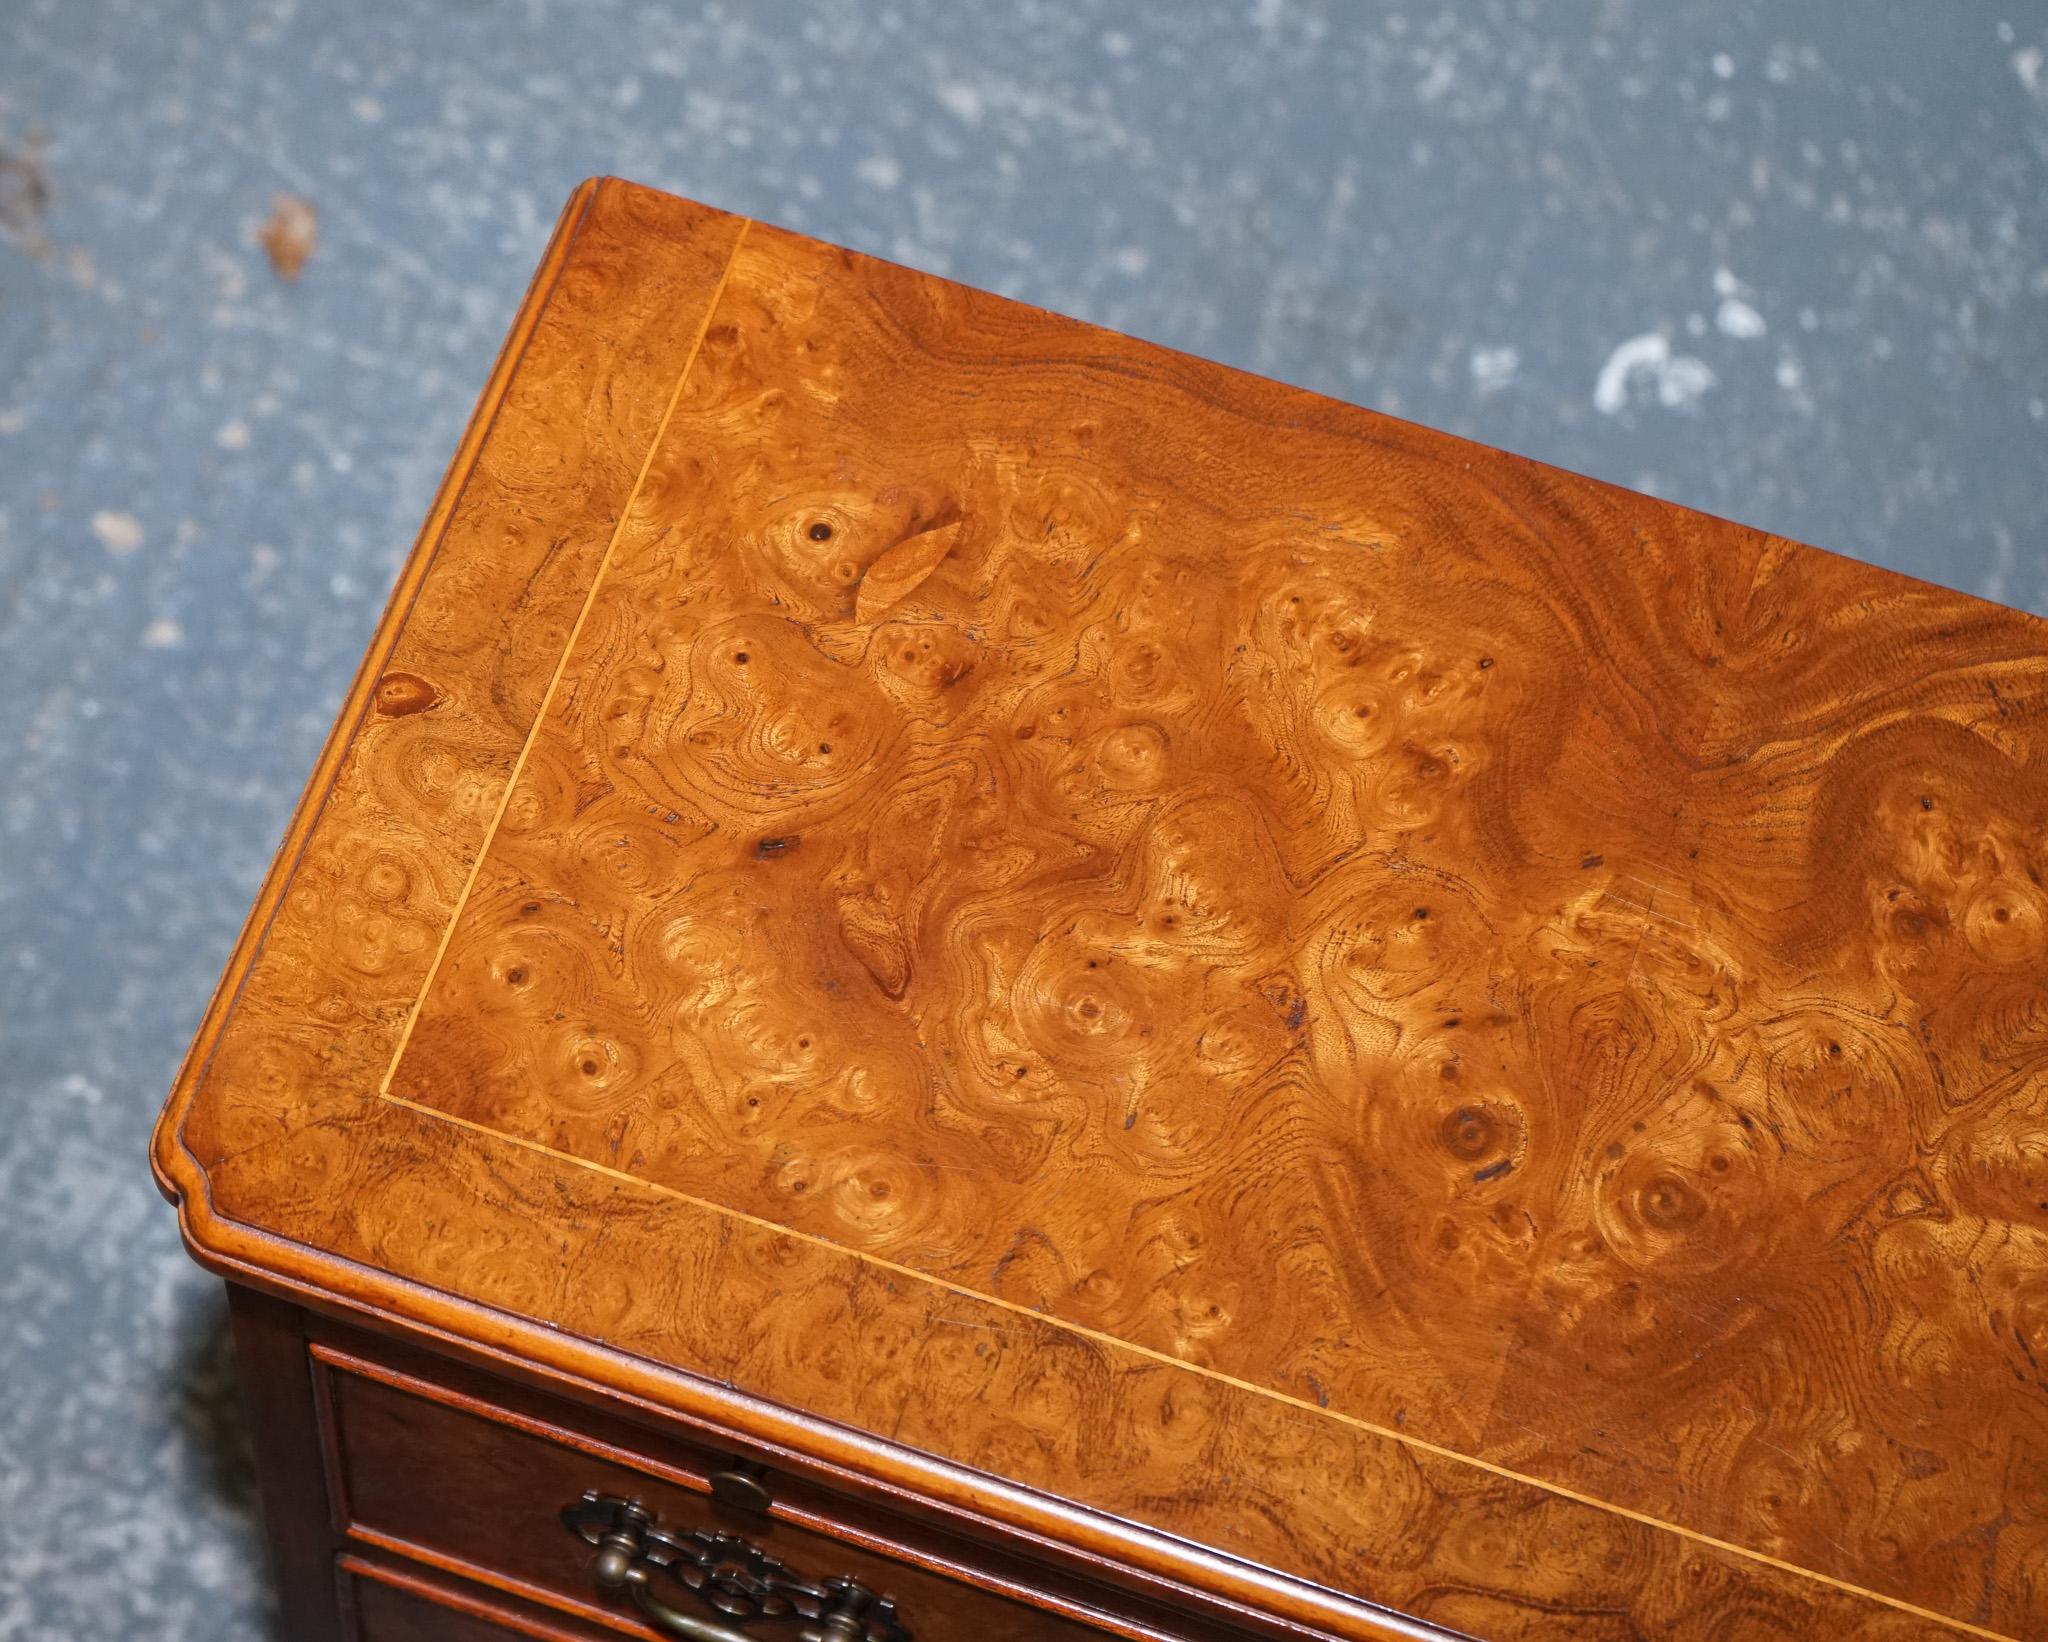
0 2 2043 1635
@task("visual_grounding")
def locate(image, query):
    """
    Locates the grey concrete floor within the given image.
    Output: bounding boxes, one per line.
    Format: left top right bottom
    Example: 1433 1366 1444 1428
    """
1 2 2044 1636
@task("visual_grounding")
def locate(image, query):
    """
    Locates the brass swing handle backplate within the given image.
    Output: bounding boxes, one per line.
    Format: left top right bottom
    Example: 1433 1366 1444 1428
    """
563 1490 911 1642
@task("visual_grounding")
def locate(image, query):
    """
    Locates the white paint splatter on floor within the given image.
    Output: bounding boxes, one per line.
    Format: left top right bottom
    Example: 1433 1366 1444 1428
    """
1716 297 1766 338
90 509 145 555
1470 346 1519 394
1593 333 1715 414
856 154 902 190
937 83 984 123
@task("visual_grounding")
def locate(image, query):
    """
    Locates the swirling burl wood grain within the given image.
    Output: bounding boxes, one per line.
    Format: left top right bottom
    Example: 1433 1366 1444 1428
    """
155 181 2044 1639
376 220 2048 1634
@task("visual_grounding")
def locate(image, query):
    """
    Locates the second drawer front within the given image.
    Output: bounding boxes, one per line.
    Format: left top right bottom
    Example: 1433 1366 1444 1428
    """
317 1345 1120 1641
345 1556 616 1641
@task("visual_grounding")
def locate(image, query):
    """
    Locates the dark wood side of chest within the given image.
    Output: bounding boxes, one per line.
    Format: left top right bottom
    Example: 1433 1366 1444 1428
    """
224 1283 1359 1642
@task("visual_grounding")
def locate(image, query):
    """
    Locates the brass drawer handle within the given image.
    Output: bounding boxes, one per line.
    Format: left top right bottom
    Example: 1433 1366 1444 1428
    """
564 1491 911 1642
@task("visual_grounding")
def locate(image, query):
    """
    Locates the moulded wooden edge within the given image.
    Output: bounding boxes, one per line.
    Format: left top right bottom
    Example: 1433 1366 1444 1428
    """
166 1205 1453 1642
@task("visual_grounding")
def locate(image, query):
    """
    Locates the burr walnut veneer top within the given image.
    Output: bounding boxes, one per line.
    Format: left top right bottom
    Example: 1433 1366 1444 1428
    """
155 179 2048 1641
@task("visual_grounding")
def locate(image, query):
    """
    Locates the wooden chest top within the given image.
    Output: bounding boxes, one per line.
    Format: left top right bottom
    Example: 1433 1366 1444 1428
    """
155 179 2048 1641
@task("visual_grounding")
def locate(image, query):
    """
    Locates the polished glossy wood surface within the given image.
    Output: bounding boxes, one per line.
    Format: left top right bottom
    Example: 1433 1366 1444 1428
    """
156 179 2048 1641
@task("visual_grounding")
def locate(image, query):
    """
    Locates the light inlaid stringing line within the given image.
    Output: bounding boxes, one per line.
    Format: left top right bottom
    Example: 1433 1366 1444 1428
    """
381 1096 2006 1642
378 216 755 1095
368 213 2010 1642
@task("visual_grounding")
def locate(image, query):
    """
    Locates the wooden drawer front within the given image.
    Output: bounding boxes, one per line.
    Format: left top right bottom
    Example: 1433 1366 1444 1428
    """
316 1344 1124 1641
344 1554 616 1640
350 1576 526 1642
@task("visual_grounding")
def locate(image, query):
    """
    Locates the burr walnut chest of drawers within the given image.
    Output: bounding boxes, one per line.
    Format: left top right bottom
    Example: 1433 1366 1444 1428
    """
153 178 2048 1642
